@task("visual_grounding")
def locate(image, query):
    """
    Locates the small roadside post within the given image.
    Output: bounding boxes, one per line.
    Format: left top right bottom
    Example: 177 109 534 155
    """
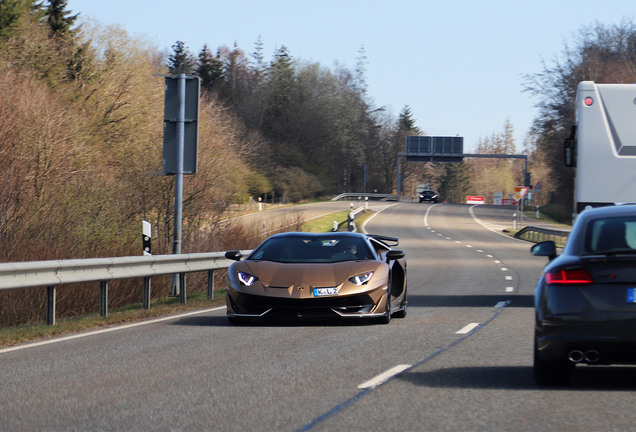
142 220 152 256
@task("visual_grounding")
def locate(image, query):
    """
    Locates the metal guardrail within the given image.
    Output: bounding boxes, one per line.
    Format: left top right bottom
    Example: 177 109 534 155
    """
0 250 252 325
513 225 570 247
332 193 398 202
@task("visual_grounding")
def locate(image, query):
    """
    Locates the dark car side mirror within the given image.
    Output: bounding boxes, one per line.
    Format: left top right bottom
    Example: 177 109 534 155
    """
386 250 405 262
225 250 243 261
531 241 557 261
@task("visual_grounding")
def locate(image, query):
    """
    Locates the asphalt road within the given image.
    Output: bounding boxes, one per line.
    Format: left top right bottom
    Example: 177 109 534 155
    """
2 203 635 431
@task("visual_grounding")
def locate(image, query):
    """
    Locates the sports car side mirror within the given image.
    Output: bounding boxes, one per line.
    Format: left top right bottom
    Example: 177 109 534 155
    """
531 241 557 261
225 250 243 261
386 250 405 261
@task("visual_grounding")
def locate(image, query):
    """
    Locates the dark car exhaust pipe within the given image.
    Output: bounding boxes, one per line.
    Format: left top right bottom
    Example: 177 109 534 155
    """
568 350 584 363
585 350 600 363
568 349 601 363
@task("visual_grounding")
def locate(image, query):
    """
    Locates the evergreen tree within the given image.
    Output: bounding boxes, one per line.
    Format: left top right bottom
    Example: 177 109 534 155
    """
262 45 295 142
44 0 78 37
398 105 420 134
251 35 266 80
167 40 195 75
196 44 223 92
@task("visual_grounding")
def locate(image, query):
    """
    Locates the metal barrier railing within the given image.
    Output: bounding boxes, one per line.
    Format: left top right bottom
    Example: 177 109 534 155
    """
0 250 252 325
331 193 398 202
513 225 570 247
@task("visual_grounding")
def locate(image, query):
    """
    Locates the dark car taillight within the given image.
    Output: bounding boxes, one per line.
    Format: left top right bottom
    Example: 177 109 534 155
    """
546 269 594 285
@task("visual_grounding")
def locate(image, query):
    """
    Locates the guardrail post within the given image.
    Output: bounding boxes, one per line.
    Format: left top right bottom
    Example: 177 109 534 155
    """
179 274 187 304
99 281 109 317
46 286 56 325
143 277 151 310
207 270 215 299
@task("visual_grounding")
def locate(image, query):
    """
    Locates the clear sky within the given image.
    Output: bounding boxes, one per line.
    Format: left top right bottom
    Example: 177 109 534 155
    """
68 0 635 152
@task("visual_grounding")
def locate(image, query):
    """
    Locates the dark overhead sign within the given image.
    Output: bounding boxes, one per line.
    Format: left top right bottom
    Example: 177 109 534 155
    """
405 136 463 162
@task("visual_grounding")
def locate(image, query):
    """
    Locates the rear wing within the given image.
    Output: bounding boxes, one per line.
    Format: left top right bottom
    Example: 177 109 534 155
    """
367 234 399 247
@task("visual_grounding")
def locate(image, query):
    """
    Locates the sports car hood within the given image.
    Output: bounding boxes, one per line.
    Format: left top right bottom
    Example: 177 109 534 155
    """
241 260 380 288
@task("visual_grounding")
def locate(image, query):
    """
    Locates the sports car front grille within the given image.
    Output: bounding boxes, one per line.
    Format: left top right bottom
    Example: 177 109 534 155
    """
233 293 375 318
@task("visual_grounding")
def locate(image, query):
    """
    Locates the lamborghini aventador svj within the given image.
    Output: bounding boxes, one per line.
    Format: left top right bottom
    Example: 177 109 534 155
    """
224 232 407 325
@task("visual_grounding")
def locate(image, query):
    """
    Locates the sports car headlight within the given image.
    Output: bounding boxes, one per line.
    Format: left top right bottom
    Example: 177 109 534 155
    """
348 271 374 286
238 272 258 286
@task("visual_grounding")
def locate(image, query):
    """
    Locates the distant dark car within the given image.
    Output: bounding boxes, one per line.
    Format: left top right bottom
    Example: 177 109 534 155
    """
531 205 636 386
224 232 407 325
418 190 438 203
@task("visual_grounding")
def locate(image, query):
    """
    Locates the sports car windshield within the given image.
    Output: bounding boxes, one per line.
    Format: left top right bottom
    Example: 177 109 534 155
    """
584 216 636 254
248 236 375 263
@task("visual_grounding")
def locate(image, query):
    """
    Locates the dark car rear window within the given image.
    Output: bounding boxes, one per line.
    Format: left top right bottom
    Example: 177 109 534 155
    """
249 236 375 262
584 216 636 254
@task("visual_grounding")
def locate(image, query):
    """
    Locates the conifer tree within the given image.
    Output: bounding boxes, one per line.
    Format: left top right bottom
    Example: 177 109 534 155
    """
167 41 195 75
398 105 420 134
44 0 78 37
196 44 223 92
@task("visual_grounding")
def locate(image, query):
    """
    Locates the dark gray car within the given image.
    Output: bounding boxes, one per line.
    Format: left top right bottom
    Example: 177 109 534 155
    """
418 190 438 203
531 205 636 386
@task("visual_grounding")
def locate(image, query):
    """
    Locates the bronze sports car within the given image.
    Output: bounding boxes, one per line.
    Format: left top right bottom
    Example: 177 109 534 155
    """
224 232 407 324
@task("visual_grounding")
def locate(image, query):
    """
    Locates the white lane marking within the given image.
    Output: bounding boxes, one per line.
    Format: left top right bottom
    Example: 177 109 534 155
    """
456 323 480 334
468 205 506 231
506 287 514 292
494 260 501 264
505 276 513 280
446 237 452 240
501 267 508 271
455 241 461 244
0 306 227 354
358 364 412 389
361 202 401 233
477 250 484 253
466 245 473 248
487 254 493 258
423 203 443 227
468 205 528 244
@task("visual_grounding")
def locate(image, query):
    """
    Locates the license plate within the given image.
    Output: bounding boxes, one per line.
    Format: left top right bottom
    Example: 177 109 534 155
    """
628 288 636 303
313 287 338 297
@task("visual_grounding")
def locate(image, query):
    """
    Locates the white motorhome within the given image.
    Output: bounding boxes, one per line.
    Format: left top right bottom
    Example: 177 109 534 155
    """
565 81 636 214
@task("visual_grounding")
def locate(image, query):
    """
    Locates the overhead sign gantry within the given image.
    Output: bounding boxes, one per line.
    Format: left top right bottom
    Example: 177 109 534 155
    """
397 136 529 198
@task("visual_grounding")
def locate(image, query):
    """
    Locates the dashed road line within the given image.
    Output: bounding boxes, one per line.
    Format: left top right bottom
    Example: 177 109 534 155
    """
300 302 509 431
357 364 412 389
456 323 481 334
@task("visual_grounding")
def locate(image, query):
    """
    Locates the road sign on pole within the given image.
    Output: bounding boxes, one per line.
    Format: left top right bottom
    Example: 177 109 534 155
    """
162 75 200 174
156 74 200 298
513 187 529 201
